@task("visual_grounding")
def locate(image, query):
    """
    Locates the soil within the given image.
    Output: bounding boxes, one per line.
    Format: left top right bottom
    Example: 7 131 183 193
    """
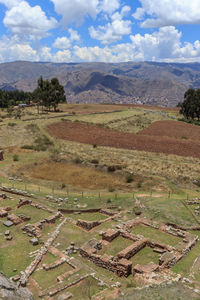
47 121 200 159
139 120 200 140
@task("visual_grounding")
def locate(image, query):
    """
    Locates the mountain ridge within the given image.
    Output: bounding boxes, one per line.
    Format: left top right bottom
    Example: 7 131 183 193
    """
0 61 200 106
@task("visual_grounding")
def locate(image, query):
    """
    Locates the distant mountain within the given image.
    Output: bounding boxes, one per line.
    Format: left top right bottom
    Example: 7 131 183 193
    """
0 61 200 106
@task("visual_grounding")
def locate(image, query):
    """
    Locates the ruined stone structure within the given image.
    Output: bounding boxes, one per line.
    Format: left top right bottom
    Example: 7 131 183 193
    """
80 239 132 277
80 218 198 278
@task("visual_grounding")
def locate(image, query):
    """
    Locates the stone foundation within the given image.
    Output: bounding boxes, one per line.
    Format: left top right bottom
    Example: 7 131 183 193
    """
117 239 147 260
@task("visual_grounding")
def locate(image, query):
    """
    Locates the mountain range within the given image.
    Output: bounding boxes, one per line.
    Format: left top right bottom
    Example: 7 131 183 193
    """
1 61 200 106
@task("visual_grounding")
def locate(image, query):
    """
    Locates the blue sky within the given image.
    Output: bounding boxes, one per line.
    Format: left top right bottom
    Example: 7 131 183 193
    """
0 0 200 63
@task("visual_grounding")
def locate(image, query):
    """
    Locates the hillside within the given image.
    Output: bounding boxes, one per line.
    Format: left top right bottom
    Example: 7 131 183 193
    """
0 61 200 106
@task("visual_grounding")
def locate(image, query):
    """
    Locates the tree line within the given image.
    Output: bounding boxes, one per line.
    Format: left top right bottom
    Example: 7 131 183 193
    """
179 88 200 120
0 76 66 111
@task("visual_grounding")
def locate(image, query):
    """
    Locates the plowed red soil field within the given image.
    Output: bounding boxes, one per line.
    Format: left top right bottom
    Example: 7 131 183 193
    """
139 120 200 140
47 120 200 159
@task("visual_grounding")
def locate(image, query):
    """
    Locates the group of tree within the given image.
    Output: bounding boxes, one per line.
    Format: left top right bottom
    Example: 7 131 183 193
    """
0 90 32 108
0 76 66 112
33 76 66 112
179 88 200 120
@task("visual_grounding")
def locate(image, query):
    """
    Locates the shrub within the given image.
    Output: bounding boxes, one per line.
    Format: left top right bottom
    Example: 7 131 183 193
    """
126 280 136 288
13 154 19 161
137 181 142 188
8 122 17 127
26 123 39 133
93 143 97 148
90 159 99 164
21 145 34 150
33 135 53 151
74 157 82 164
108 186 115 192
125 174 133 183
61 183 66 189
107 165 116 172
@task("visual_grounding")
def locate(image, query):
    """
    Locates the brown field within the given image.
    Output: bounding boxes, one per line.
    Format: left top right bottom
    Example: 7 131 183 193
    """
23 161 134 191
139 120 200 140
119 104 179 112
60 103 179 114
60 103 127 114
47 120 200 159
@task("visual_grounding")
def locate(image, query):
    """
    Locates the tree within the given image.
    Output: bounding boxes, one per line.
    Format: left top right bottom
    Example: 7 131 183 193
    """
179 88 200 120
50 78 66 111
33 76 66 112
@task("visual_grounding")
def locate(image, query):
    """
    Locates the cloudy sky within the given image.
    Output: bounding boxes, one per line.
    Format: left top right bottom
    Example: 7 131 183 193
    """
0 0 200 63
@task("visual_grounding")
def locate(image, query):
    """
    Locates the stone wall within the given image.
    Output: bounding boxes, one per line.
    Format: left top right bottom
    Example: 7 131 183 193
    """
102 229 120 242
76 219 100 231
43 257 66 271
19 218 67 287
117 239 147 260
80 248 132 277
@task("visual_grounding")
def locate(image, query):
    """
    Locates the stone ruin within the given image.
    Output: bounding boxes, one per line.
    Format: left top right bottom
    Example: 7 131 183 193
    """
80 217 198 279
22 212 62 238
76 210 119 231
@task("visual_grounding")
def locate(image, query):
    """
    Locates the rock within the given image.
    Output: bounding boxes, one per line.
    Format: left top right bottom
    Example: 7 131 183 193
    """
6 235 13 240
5 230 10 236
29 238 39 246
0 273 33 299
3 220 14 227
12 275 20 282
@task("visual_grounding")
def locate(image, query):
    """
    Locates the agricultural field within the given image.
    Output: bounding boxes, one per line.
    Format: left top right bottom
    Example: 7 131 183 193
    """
0 103 200 299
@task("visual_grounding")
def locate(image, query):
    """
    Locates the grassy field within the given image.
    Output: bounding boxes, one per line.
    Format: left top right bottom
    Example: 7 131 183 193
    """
1 103 200 299
32 263 73 290
131 225 181 246
100 236 134 256
130 246 159 266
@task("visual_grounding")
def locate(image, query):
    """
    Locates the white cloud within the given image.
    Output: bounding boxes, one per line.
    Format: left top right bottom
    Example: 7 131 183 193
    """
100 0 120 14
53 37 71 49
68 28 81 42
133 0 200 27
53 29 80 49
50 0 99 26
89 7 132 44
0 35 38 62
0 0 21 9
0 35 72 63
53 50 71 62
4 1 57 40
74 27 200 63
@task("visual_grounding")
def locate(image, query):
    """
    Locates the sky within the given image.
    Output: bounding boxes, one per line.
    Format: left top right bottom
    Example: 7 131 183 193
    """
0 0 200 63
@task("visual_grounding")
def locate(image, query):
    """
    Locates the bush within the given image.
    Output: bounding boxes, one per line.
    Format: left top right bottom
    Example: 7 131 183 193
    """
90 159 99 164
126 280 137 288
61 183 66 189
107 165 116 172
26 123 39 133
13 154 19 161
137 181 142 188
74 157 82 164
33 135 53 151
21 145 34 150
108 186 115 192
8 122 17 127
93 143 97 148
125 174 133 183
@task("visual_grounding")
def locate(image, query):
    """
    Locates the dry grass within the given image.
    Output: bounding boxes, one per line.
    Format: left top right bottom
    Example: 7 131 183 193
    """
22 161 136 191
53 138 200 187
